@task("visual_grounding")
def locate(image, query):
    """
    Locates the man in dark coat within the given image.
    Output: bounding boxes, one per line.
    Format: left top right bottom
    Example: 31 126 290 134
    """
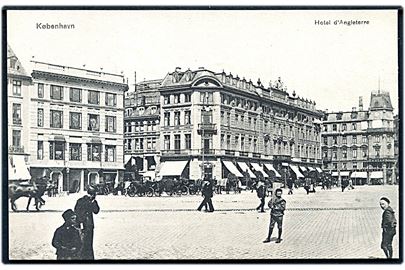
256 180 266 212
286 177 294 195
74 186 100 260
52 209 83 260
197 179 214 212
263 188 286 244
379 197 397 258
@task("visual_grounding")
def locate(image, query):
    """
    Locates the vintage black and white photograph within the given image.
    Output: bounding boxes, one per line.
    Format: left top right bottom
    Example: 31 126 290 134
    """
3 7 402 262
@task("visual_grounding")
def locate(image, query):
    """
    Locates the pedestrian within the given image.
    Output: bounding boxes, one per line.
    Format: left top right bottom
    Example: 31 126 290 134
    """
74 186 100 260
341 178 348 192
256 180 266 212
304 176 311 195
379 197 397 259
286 177 293 195
52 209 83 260
197 178 214 212
263 188 286 244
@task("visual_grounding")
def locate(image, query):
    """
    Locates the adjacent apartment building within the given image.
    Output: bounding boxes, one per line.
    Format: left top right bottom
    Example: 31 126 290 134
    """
29 61 128 194
124 67 323 183
321 91 396 185
7 44 32 182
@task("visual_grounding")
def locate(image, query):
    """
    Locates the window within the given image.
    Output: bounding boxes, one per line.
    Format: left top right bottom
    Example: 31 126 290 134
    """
375 149 380 157
376 136 380 143
174 112 180 126
105 145 116 162
164 95 170 105
69 112 82 130
50 85 63 100
353 163 358 169
88 114 100 131
38 83 44 98
12 130 21 147
333 163 337 169
184 111 191 125
185 134 191 149
185 93 191 102
164 135 170 150
226 135 231 150
37 109 44 127
69 143 82 161
323 137 328 145
342 163 347 169
352 148 357 158
226 112 231 125
253 139 257 153
164 112 170 126
342 136 347 144
332 124 337 131
323 150 328 158
235 136 239 150
200 92 213 103
352 122 357 130
241 137 245 151
362 136 367 144
202 110 212 124
174 94 180 104
49 141 65 160
70 88 82 102
12 80 21 96
333 136 337 145
174 135 181 150
362 148 367 157
332 151 337 159
342 124 347 131
352 136 357 144
221 134 225 148
50 110 63 128
87 144 101 161
342 148 347 159
105 116 116 132
105 93 117 106
12 104 21 125
88 90 100 105
37 141 44 160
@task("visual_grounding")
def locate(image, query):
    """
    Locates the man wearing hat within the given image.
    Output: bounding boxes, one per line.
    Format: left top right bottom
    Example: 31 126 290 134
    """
379 197 397 259
256 180 266 213
52 209 83 260
197 177 214 212
74 186 100 260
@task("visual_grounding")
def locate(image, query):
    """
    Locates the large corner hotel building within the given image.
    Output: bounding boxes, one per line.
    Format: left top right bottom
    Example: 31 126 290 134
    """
124 67 323 183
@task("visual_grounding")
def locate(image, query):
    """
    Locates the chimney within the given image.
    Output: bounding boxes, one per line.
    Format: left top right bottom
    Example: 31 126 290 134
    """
198 67 205 70
175 67 181 72
359 96 363 110
352 107 357 112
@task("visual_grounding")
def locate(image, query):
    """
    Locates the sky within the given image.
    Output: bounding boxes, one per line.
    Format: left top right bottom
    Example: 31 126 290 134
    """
7 9 399 113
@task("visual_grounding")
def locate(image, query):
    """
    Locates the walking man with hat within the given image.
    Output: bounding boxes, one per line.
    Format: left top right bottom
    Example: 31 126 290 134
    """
379 197 397 258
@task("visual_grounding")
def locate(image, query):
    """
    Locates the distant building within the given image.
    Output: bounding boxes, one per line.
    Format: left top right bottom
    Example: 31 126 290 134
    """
124 67 323 183
321 92 396 185
29 61 128 194
393 114 399 184
7 44 32 182
124 79 161 179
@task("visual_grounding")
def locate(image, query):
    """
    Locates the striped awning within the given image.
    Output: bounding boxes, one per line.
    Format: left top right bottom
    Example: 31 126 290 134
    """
351 171 367 178
332 172 339 177
237 162 256 178
315 167 323 173
299 166 307 172
223 161 243 178
9 156 31 181
251 163 269 178
263 163 281 178
340 171 350 177
290 165 304 179
158 161 188 177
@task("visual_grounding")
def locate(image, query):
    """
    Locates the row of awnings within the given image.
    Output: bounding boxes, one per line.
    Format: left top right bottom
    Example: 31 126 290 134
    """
331 171 383 179
8 156 31 181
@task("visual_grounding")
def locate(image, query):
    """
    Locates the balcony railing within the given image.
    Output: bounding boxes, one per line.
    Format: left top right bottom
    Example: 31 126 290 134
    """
9 145 25 153
239 151 249 157
225 150 235 156
199 149 218 155
253 153 261 158
273 154 292 161
161 149 191 156
197 123 217 134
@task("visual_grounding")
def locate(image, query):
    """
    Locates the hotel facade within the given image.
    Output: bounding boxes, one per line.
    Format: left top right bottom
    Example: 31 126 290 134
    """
124 68 324 183
321 92 396 185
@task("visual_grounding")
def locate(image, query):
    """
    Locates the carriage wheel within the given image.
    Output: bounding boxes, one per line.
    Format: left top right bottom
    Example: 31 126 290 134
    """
189 188 196 195
146 188 154 197
181 186 189 196
128 189 136 197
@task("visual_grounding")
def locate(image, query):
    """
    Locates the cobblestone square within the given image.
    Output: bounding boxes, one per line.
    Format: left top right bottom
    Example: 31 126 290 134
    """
8 185 399 260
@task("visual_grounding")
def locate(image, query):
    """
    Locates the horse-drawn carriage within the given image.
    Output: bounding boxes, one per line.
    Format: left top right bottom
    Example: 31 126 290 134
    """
8 176 53 211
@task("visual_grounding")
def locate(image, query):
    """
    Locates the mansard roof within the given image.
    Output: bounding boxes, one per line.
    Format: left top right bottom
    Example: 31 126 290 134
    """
369 91 393 111
7 44 30 78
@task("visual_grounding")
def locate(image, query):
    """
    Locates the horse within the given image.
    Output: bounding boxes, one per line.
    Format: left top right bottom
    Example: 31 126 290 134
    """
9 177 52 212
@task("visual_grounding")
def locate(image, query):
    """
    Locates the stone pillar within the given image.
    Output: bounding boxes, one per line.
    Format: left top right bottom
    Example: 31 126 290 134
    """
367 170 370 185
143 157 148 172
382 163 387 185
392 167 396 185
80 170 85 193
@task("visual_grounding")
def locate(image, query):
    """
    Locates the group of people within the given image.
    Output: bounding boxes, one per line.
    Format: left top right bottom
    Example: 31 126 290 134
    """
52 187 100 260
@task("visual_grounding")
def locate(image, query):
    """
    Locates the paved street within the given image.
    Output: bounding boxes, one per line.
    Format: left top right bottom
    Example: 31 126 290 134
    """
8 185 399 260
